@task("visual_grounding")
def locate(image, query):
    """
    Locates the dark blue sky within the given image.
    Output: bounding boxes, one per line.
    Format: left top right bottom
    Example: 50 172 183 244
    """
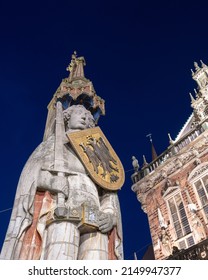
1 0 208 259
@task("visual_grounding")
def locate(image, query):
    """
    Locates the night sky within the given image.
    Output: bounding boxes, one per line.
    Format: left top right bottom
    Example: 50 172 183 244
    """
1 0 208 260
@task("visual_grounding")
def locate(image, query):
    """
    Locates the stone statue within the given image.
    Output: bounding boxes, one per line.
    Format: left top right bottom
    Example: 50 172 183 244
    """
132 156 139 173
190 212 206 243
0 104 123 260
159 227 172 257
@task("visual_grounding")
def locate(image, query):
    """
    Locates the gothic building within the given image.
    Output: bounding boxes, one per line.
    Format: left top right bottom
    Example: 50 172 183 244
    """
131 60 208 260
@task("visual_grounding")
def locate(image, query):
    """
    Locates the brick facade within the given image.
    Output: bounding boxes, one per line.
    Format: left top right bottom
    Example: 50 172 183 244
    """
131 60 208 260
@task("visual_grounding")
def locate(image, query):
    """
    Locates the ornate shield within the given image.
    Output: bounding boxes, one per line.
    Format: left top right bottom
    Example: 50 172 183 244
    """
66 127 125 190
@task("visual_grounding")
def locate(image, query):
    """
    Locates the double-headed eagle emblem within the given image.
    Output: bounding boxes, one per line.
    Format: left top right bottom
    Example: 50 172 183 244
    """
67 127 124 190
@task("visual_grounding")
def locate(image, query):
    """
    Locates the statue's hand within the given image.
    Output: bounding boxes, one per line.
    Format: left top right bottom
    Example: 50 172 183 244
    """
98 212 116 233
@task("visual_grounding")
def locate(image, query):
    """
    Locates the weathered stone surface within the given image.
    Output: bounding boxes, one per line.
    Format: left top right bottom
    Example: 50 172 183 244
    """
0 54 124 260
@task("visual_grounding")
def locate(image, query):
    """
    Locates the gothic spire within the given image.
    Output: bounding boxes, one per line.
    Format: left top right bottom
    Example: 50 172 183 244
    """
146 134 157 161
43 52 105 140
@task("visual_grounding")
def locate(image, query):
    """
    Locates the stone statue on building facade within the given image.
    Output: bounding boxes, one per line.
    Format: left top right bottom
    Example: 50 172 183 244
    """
190 210 206 243
159 227 172 257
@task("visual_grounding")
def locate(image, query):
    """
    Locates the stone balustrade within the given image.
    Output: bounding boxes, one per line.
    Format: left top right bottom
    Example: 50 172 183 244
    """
131 123 206 184
167 238 208 260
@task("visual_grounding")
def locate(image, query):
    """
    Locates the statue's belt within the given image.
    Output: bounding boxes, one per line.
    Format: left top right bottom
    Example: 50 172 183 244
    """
46 204 100 234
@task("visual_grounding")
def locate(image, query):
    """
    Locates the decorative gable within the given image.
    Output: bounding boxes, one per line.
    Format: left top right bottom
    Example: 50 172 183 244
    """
161 178 180 198
188 162 208 183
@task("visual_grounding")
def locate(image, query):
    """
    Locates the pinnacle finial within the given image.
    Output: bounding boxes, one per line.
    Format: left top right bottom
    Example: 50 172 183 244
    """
142 155 150 175
191 69 195 76
142 155 148 166
189 92 195 102
194 61 200 71
200 59 207 68
168 133 174 145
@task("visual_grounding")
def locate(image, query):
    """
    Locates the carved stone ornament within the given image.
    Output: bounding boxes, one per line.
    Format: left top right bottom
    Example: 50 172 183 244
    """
188 162 208 182
151 136 208 187
161 178 179 198
133 132 208 196
67 126 125 190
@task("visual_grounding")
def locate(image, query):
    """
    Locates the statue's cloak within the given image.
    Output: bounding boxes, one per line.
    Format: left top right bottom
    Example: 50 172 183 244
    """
0 136 123 260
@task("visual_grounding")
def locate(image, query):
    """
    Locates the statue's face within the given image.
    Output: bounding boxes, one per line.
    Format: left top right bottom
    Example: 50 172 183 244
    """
67 107 93 130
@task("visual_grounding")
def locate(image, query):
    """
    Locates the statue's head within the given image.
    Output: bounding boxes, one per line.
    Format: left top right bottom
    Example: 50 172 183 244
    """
63 105 95 131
